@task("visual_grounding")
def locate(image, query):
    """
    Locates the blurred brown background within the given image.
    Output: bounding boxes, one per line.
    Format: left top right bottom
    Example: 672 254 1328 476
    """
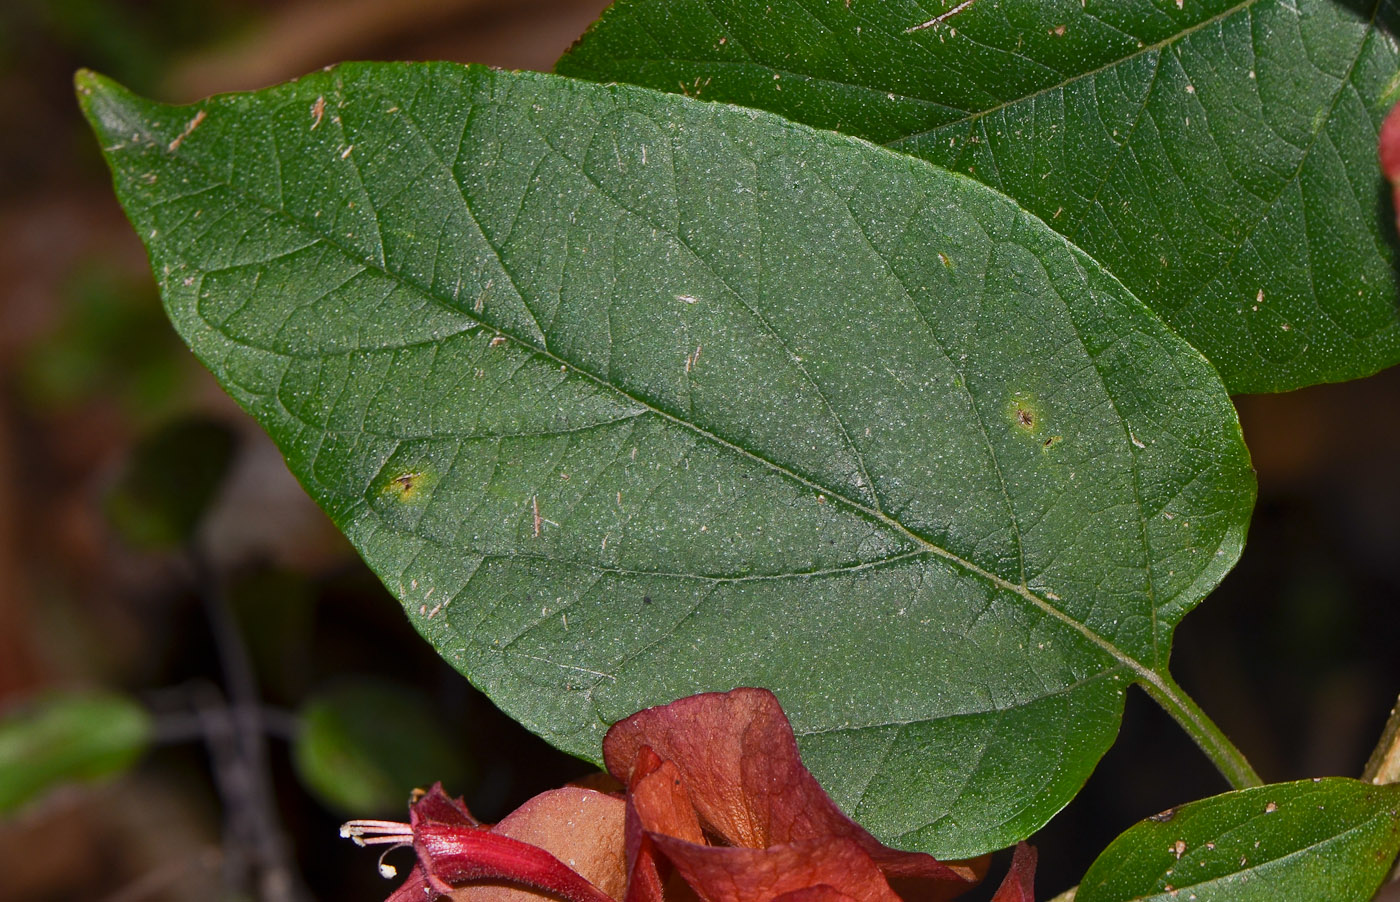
0 1 1398 899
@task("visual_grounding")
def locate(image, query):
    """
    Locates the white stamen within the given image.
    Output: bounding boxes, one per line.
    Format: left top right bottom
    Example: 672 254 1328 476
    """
341 819 414 880
340 819 414 848
378 847 401 879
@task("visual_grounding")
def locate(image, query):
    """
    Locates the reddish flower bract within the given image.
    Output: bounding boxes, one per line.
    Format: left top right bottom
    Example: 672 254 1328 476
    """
345 689 1034 902
1380 101 1400 228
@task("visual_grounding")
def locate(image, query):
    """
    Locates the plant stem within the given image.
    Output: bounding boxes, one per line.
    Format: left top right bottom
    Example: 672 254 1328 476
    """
1138 672 1263 790
1362 691 1400 886
1363 692 1400 786
1042 680 1262 902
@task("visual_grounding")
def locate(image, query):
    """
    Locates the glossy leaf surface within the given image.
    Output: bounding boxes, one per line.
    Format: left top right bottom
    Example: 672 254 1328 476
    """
1076 778 1400 902
79 62 1254 856
559 0 1400 393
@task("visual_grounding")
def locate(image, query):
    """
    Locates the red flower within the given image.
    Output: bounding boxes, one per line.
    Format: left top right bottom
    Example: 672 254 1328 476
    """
604 688 984 902
342 785 626 902
1381 101 1400 227
344 688 1035 902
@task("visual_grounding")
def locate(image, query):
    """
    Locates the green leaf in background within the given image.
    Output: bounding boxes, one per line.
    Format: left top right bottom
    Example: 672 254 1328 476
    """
104 416 237 549
293 679 475 816
78 62 1255 856
0 690 152 815
558 0 1400 394
17 264 189 421
1076 778 1400 902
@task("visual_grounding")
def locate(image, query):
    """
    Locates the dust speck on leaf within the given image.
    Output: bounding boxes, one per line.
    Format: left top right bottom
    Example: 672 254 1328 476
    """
905 0 978 32
167 109 206 153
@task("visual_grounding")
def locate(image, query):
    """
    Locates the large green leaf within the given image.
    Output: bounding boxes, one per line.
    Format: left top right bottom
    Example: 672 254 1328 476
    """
558 0 1400 393
78 62 1254 856
1076 778 1400 902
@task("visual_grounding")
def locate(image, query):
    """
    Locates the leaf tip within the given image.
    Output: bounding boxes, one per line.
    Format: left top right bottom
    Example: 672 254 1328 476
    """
73 67 114 95
73 70 149 149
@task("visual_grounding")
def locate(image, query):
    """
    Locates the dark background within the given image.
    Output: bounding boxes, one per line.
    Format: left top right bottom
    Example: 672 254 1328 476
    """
1 1 1398 899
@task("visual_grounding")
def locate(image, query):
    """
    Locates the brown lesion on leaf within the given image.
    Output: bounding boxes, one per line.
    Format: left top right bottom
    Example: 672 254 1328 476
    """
382 470 430 503
1007 394 1044 436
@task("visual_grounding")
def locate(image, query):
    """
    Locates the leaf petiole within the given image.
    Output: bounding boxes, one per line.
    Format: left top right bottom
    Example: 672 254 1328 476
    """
1138 672 1262 791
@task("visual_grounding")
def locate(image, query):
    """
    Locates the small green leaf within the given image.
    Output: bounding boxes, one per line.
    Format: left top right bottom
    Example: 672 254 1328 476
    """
105 416 237 549
1077 778 1400 902
559 0 1400 393
78 63 1254 856
293 680 474 816
0 690 152 815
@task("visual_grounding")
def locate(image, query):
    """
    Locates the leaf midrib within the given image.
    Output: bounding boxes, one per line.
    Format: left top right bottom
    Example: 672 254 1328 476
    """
894 0 1260 144
574 0 1260 143
1127 809 1396 897
1177 0 1382 330
101 72 1174 693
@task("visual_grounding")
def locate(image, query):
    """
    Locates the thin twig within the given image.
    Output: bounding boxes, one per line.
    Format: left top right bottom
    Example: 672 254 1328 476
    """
149 704 301 745
905 0 979 33
190 548 306 902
